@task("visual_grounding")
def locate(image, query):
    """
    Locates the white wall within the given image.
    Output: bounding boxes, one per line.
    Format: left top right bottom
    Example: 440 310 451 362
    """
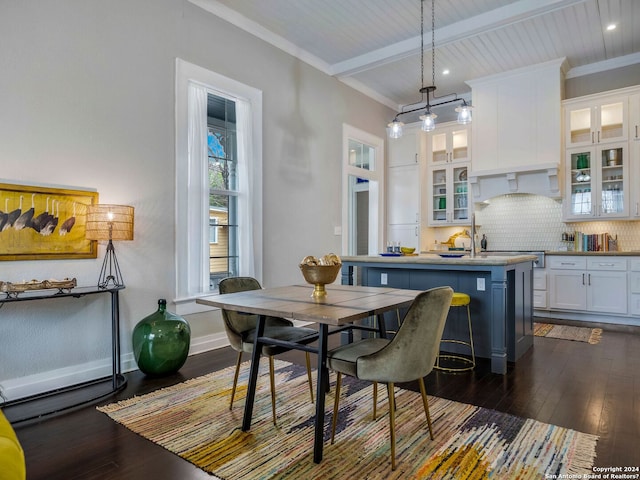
0 0 394 399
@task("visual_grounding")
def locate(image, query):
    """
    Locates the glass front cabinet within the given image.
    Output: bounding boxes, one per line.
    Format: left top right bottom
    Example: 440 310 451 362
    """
565 142 629 220
428 164 470 226
565 96 627 148
428 123 470 165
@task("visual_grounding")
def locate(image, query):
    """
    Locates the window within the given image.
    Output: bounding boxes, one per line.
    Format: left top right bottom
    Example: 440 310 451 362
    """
175 59 263 314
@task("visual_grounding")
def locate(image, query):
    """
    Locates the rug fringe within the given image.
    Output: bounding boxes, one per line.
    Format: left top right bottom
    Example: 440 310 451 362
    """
588 328 603 345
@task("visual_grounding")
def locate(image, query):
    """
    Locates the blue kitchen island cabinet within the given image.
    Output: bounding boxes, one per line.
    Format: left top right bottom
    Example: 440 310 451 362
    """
341 254 536 374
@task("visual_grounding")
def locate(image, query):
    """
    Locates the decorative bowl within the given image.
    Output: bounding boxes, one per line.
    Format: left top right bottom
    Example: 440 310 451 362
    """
299 263 341 299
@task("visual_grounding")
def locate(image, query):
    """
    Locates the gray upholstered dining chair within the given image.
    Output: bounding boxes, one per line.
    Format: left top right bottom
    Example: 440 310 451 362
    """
218 277 316 425
327 286 453 470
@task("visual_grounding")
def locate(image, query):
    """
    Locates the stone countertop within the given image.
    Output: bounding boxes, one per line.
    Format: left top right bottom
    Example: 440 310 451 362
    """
341 254 537 266
544 251 640 256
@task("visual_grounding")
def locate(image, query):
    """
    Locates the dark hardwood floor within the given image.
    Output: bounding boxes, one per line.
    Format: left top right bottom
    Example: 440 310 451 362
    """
7 324 640 479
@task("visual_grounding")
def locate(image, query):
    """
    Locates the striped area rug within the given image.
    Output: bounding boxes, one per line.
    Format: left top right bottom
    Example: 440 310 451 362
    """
98 360 598 479
534 322 603 344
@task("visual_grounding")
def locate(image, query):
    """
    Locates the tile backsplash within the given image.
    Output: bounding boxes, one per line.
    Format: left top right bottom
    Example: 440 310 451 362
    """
469 194 640 251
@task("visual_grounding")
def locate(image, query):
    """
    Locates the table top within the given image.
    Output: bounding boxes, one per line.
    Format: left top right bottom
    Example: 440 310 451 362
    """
196 284 419 326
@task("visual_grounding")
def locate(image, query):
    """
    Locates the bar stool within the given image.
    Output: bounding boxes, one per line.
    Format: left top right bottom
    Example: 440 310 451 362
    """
435 292 475 372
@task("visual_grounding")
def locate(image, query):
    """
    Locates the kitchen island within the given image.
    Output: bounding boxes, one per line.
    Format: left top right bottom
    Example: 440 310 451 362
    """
341 253 537 374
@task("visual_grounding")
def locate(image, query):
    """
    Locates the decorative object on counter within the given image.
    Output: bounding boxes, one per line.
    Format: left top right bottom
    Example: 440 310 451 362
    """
438 253 465 258
386 0 472 138
441 230 471 250
480 234 488 251
299 253 342 299
571 231 618 252
0 278 77 298
85 204 134 289
0 182 98 261
400 246 416 255
132 299 191 376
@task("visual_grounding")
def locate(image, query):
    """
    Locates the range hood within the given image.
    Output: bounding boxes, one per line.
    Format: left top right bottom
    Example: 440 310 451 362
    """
468 163 561 202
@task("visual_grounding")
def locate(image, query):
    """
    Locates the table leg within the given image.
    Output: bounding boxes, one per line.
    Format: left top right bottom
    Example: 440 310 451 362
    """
376 313 387 339
313 324 329 463
242 314 266 431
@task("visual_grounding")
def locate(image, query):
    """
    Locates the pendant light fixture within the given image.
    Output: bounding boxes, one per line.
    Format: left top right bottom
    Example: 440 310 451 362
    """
387 0 472 138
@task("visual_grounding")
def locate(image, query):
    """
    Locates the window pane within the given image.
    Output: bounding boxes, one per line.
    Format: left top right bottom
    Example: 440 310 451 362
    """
348 139 374 170
207 93 238 290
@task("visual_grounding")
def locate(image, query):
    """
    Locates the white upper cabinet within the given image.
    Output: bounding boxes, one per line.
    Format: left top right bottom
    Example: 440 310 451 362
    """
564 142 629 221
427 123 470 165
562 85 640 221
388 127 420 167
467 58 566 173
564 95 627 148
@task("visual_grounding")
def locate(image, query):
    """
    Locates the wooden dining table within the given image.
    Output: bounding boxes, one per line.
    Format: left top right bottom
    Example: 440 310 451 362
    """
196 283 420 463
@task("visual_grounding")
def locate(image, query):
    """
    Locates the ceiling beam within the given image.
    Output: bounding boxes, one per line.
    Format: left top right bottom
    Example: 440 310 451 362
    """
331 0 589 78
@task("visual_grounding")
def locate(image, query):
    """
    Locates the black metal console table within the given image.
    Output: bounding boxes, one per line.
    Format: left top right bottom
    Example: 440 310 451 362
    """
0 286 127 423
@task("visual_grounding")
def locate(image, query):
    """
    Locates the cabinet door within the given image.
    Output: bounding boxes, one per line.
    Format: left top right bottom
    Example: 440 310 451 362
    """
566 148 595 219
387 224 419 250
451 165 470 223
428 166 448 225
549 270 586 310
427 163 470 226
587 271 627 314
596 142 629 218
387 165 419 224
388 130 418 167
565 97 627 148
427 124 469 165
565 143 629 220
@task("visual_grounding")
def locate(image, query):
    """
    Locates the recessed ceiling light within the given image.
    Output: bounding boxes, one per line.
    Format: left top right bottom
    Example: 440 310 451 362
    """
606 23 617 31
442 69 450 75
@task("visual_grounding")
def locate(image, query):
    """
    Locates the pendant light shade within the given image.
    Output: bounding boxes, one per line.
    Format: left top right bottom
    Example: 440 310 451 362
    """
387 119 404 139
455 101 473 124
420 111 437 132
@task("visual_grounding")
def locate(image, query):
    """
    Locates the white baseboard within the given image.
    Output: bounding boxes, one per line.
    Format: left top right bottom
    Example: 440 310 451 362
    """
0 332 231 402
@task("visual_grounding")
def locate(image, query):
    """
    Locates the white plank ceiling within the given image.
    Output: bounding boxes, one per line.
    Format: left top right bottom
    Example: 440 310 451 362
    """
190 0 640 109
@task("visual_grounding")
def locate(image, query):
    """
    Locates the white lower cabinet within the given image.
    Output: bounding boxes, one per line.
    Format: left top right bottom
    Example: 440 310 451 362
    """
630 259 640 315
549 256 627 314
533 269 547 309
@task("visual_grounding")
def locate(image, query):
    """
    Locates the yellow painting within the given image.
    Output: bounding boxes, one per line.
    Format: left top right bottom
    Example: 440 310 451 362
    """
0 183 98 261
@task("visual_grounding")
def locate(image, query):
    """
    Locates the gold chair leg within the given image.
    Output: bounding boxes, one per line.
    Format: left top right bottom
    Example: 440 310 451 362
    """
373 381 378 420
230 351 243 410
331 373 342 444
269 356 277 425
467 304 476 368
418 377 434 440
387 382 396 471
305 351 314 403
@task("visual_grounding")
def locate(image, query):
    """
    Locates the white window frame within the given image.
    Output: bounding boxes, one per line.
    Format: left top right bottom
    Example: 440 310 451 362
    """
342 124 385 256
174 58 263 314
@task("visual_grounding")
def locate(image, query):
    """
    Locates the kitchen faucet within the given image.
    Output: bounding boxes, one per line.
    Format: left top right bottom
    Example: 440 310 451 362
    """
470 213 477 258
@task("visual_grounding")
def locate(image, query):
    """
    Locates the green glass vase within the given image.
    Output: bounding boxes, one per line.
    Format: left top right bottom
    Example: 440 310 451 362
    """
132 299 191 376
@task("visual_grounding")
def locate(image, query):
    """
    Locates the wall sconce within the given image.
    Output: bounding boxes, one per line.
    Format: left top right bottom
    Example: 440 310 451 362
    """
85 204 134 289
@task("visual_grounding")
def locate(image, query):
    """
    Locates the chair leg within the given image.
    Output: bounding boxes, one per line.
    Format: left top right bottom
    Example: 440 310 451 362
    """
229 351 243 410
269 356 277 425
418 377 434 440
387 382 396 471
373 381 378 420
467 304 476 368
331 372 342 444
305 351 314 403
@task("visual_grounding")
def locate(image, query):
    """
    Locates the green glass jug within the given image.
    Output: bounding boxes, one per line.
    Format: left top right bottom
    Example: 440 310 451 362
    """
132 299 191 376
